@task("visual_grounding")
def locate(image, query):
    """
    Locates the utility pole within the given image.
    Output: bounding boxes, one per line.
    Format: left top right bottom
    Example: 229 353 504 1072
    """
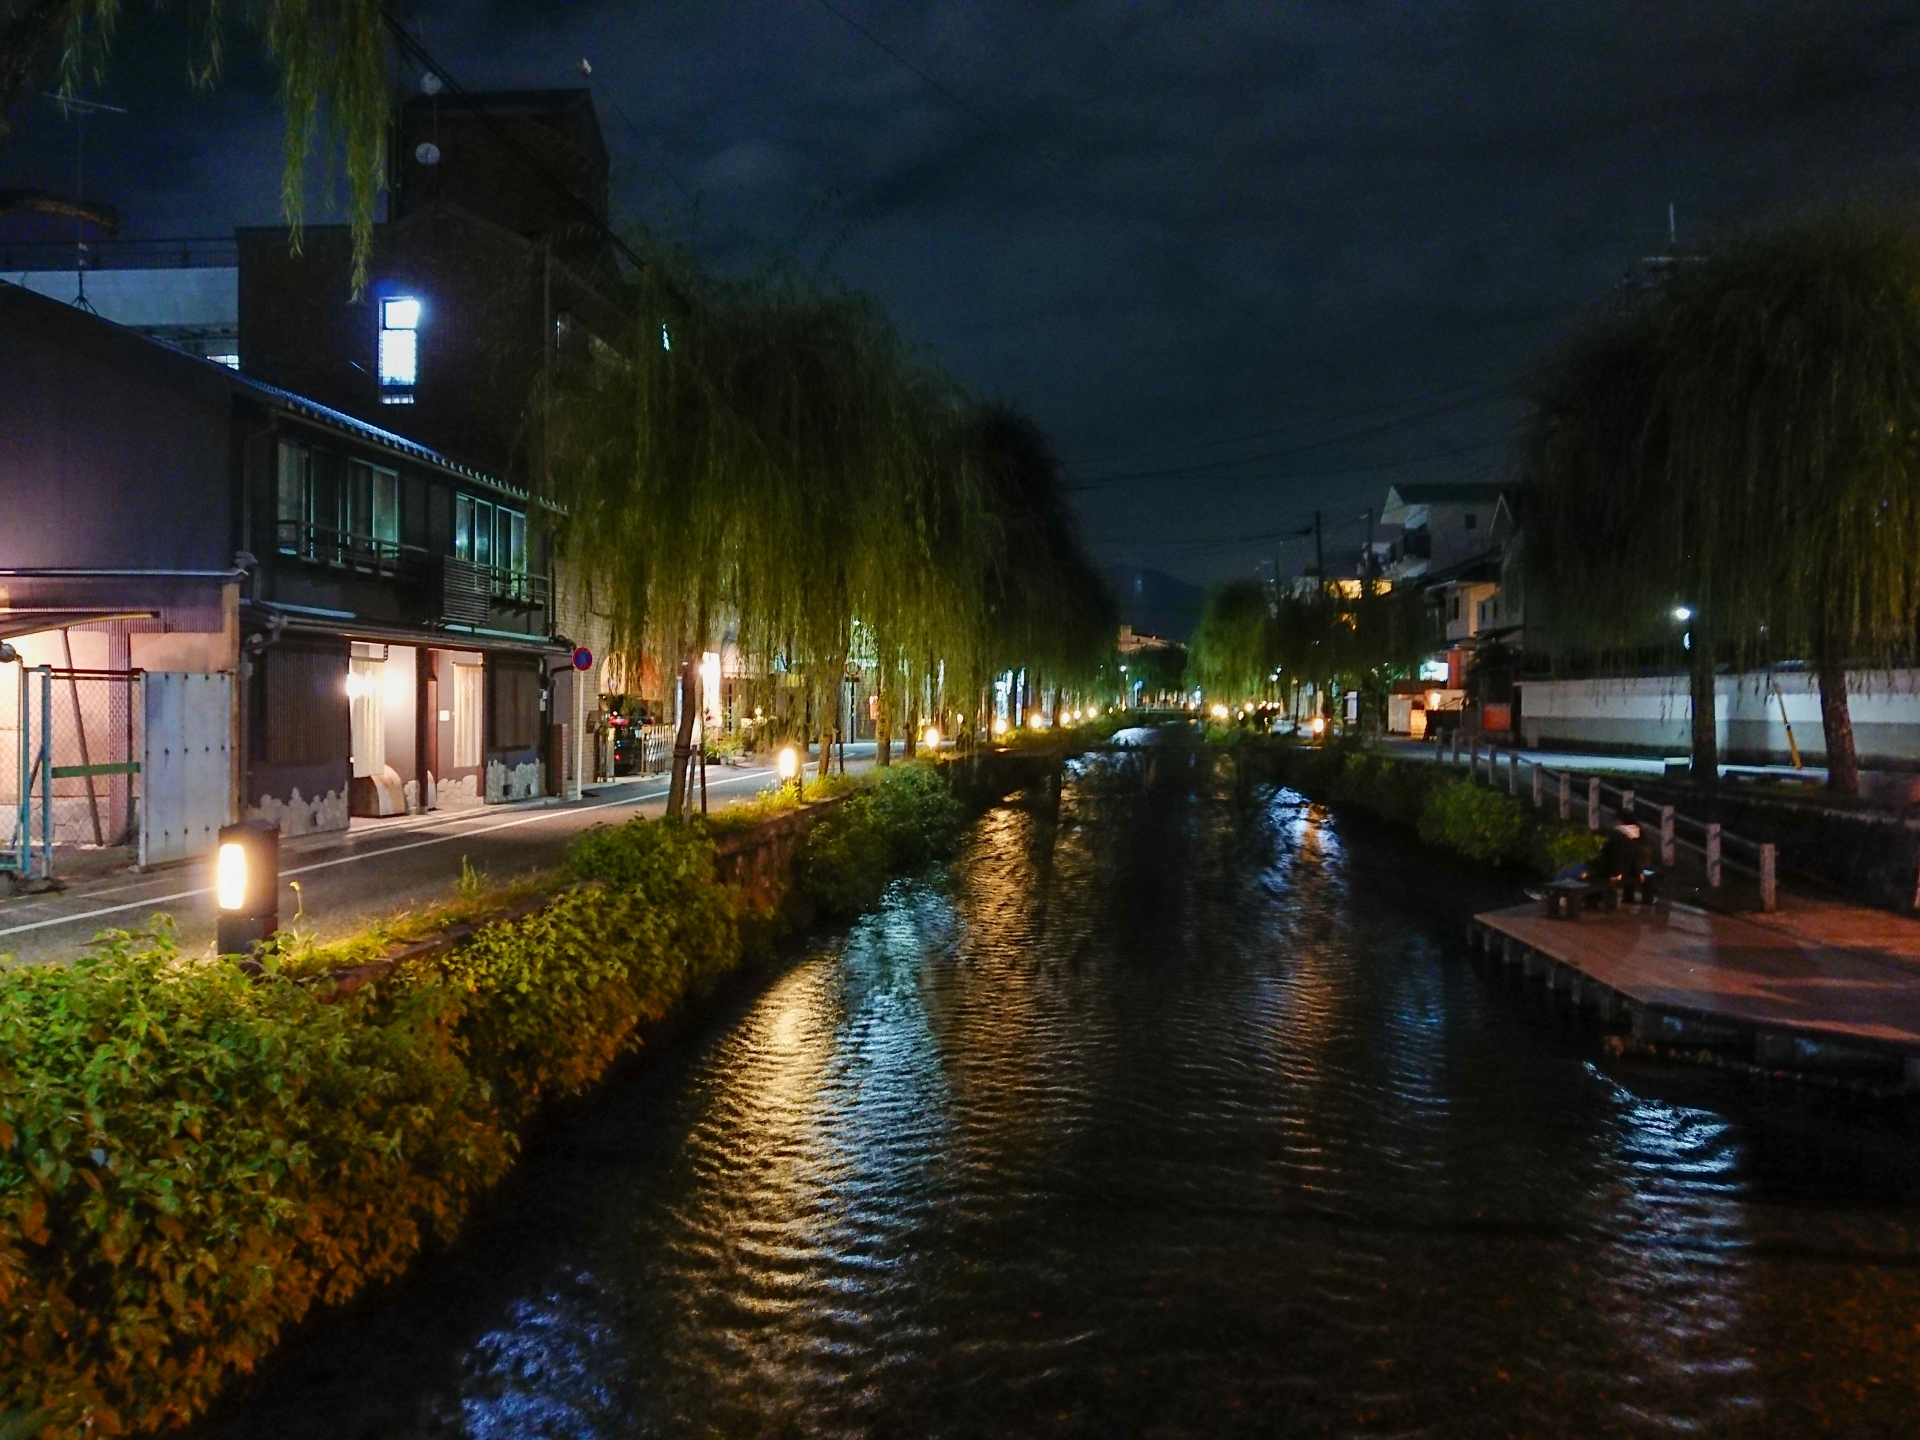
1314 509 1324 588
1364 507 1374 581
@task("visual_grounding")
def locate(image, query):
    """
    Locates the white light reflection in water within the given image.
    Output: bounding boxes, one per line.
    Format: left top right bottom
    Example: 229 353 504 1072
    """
1591 1078 1756 1433
450 889 961 1436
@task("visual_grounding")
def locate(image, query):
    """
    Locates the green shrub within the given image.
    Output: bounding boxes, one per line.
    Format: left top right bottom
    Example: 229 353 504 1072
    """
799 762 965 916
1537 825 1607 873
0 779 958 1436
0 931 510 1436
1417 779 1531 865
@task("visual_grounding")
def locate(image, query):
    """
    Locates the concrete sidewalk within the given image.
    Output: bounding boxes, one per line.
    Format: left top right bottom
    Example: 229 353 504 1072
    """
0 759 793 966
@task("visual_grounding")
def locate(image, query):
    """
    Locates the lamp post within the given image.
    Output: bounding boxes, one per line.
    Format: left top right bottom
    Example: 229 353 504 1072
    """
215 818 279 955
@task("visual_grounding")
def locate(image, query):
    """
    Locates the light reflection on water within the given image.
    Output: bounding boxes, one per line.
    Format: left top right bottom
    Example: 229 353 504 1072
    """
205 746 1920 1439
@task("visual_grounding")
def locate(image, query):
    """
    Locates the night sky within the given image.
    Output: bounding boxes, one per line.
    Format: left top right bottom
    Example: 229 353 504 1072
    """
6 1 1920 585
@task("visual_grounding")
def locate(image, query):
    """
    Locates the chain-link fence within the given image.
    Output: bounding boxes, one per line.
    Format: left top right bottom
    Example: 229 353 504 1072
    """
4 666 142 877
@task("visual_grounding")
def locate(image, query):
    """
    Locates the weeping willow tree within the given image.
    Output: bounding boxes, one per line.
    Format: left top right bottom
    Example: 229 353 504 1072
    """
3 0 390 289
1526 209 1920 792
963 403 1117 707
1188 579 1273 700
548 239 1113 815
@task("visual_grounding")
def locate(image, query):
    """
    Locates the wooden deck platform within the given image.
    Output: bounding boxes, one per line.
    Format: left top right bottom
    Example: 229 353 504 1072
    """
1470 900 1920 1086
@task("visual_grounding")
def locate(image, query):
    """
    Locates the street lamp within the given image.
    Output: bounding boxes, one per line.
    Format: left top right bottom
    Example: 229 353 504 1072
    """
922 724 941 750
215 818 279 956
777 744 800 796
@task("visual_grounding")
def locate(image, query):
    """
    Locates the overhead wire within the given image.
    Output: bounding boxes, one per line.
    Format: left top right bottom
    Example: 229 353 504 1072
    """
1070 367 1527 469
1061 435 1513 495
804 0 1535 501
381 13 657 282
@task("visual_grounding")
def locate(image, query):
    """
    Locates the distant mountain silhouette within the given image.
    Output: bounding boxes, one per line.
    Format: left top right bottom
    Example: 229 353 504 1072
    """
1104 566 1202 643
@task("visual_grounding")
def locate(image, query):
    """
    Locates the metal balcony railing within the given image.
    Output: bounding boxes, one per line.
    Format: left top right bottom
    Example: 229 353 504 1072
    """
276 521 427 577
434 556 550 624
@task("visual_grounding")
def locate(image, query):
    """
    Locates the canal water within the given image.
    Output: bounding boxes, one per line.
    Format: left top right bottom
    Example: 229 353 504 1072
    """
206 738 1920 1438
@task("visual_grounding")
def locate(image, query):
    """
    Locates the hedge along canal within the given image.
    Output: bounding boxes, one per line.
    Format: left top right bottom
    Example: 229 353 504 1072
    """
0 757 1011 1438
1235 736 1609 878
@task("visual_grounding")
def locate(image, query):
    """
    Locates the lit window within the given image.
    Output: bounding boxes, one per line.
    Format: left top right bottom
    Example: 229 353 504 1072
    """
207 352 240 369
379 296 421 400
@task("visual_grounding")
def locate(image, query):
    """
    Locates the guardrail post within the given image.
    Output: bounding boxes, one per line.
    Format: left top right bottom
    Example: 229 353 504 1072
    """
1508 750 1518 796
1587 776 1601 830
1558 772 1570 821
1660 805 1675 866
1706 823 1722 889
1760 843 1777 912
1450 730 1460 767
1532 763 1542 808
1620 787 1634 820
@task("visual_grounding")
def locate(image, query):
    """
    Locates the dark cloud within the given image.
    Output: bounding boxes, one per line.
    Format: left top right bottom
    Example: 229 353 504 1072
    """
6 0 1919 582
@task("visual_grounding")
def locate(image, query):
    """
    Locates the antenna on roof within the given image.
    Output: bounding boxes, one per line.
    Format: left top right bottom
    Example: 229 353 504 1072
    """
43 93 126 313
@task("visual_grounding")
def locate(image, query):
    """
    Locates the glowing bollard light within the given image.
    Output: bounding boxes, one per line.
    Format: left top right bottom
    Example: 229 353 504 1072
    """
992 716 1010 737
777 744 800 795
1309 716 1327 738
215 818 279 956
1209 703 1229 721
923 725 942 750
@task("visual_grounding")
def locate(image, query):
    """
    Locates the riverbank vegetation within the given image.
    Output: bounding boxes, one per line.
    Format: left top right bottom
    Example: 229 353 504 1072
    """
0 763 970 1437
1187 579 1428 720
1263 743 1603 876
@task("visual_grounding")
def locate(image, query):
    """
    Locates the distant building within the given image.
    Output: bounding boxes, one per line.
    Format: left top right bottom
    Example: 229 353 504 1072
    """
1379 481 1512 583
1 235 238 364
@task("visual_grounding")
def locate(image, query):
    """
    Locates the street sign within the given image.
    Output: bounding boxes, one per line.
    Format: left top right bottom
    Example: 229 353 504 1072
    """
572 647 593 671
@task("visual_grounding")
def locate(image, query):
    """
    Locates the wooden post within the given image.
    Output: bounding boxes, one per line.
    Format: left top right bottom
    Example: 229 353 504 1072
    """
1706 823 1722 888
1508 749 1518 796
1558 772 1570 821
1532 763 1543 808
1660 805 1675 866
1760 843 1777 912
1470 737 1480 780
1587 776 1601 830
1620 788 1634 821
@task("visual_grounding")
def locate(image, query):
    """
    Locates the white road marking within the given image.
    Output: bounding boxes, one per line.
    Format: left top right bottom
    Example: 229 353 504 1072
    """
0 768 777 941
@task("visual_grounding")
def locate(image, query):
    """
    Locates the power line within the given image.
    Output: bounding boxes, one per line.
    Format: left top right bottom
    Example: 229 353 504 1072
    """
581 64 703 215
809 0 1006 138
1070 368 1527 470
805 0 1263 320
1070 390 1517 488
382 14 653 280
1062 435 1512 495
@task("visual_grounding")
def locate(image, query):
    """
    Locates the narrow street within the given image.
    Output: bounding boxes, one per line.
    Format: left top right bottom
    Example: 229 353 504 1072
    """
0 746 878 967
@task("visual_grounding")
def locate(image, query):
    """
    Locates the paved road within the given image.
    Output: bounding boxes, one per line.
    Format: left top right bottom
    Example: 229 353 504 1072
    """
0 745 881 967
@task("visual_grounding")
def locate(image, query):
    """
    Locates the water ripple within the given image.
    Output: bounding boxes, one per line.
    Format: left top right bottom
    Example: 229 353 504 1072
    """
203 746 1920 1440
